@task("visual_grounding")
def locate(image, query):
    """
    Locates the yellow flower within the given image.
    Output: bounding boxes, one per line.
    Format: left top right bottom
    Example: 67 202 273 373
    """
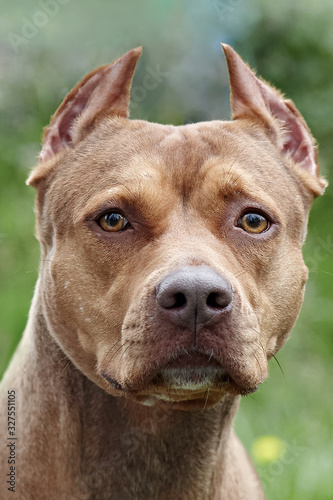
251 435 285 464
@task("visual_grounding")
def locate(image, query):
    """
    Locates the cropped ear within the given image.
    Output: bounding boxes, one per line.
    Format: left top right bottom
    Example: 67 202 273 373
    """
28 46 142 184
222 44 326 194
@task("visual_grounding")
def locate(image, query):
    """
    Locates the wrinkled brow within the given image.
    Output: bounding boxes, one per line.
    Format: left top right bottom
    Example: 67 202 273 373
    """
76 178 177 225
196 158 282 214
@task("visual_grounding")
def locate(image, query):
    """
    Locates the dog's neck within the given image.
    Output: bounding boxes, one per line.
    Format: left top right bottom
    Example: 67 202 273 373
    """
15 285 240 500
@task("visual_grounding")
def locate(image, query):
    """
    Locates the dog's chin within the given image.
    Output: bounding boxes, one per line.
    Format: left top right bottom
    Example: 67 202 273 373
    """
101 352 259 410
135 365 230 410
136 369 258 410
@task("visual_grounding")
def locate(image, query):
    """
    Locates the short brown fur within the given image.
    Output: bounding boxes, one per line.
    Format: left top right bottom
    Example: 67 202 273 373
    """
0 45 326 499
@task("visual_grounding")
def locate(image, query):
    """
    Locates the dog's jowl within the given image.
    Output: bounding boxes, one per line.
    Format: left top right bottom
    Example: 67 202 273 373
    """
0 45 326 499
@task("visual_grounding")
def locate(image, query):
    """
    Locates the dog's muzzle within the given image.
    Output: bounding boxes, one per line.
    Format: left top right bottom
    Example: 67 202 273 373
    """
155 265 233 329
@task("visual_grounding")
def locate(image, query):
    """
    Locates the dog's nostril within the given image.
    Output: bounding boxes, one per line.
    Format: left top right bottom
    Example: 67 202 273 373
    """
206 292 220 308
174 292 187 308
206 291 232 309
165 292 187 309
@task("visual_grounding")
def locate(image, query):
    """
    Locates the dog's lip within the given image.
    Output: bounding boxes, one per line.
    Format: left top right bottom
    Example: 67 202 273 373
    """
150 352 228 389
137 391 230 411
163 352 222 370
101 352 261 399
140 373 259 406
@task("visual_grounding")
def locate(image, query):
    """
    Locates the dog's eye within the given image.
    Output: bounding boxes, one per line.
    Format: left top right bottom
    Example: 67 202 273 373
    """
99 212 129 232
238 212 269 234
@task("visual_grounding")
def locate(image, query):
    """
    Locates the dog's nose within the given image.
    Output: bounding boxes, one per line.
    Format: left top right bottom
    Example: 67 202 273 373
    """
156 266 233 328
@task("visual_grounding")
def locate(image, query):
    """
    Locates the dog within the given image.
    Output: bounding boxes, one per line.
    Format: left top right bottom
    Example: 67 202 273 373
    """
0 44 326 499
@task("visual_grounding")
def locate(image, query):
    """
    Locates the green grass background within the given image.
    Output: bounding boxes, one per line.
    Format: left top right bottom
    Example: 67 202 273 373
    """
1 0 332 498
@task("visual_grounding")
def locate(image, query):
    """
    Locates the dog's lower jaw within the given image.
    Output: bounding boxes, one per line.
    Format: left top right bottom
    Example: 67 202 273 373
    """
0 297 265 500
101 358 262 410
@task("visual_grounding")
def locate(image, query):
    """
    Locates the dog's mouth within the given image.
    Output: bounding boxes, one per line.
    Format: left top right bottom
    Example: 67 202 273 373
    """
150 353 228 390
142 355 229 409
102 351 259 409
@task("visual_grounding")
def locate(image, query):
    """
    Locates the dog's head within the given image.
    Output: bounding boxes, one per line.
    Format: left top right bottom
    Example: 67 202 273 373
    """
28 46 326 410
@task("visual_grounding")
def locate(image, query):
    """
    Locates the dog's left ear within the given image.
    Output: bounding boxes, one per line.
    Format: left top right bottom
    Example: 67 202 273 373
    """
28 47 142 187
222 44 326 195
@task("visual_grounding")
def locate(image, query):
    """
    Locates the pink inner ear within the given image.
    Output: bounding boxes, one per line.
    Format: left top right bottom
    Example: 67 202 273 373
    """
282 128 313 167
222 45 318 179
40 113 77 162
39 73 104 163
266 97 317 177
256 79 317 177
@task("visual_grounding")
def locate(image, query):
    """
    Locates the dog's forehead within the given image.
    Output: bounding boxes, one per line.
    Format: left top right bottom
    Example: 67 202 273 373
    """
48 117 305 225
78 119 277 178
71 118 298 204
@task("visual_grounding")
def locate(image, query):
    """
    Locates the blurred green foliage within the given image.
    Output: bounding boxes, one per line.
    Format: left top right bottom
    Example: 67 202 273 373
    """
1 0 332 498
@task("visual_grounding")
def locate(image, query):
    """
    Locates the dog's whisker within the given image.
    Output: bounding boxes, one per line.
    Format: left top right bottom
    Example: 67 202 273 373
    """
308 269 333 276
254 338 266 355
103 341 127 365
202 388 210 412
120 343 133 359
232 269 248 280
252 352 263 381
101 335 128 362
248 326 266 340
272 355 284 376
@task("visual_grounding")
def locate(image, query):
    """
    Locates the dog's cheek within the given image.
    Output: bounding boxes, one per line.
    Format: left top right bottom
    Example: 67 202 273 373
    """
39 246 100 358
42 235 137 368
38 258 118 394
261 251 308 357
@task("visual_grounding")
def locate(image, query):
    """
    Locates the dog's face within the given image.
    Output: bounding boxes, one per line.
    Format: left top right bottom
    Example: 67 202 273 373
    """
28 46 325 410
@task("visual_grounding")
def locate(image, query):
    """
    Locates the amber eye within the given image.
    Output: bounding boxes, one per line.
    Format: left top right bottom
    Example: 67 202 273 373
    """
99 212 129 232
238 212 269 234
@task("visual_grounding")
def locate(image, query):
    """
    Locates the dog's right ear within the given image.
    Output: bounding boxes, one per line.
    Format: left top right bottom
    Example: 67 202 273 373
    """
27 47 142 187
222 44 327 197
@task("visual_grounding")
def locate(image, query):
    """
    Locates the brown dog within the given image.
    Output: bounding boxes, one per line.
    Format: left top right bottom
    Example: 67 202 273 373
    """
0 45 326 499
